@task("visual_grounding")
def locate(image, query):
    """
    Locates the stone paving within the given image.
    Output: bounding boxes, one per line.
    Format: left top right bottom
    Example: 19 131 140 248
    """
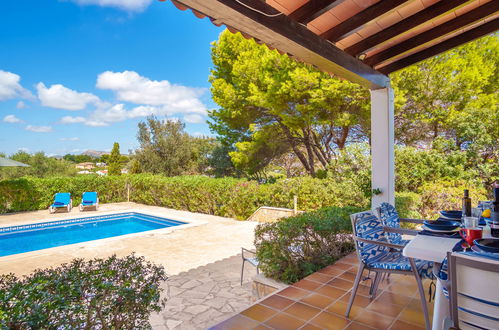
150 254 257 330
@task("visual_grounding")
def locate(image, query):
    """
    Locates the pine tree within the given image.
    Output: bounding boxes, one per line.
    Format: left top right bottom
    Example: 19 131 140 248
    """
108 142 122 176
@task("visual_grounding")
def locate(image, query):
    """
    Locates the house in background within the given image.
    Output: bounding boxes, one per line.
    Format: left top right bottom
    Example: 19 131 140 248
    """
76 162 95 170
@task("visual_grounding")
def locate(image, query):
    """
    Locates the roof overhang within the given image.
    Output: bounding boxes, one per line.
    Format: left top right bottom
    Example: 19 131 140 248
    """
166 0 498 89
170 0 390 89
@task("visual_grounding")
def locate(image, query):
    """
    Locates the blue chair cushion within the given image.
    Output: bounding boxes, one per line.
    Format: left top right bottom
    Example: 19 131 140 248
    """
380 202 405 245
53 193 71 206
354 212 390 263
366 251 433 279
354 211 433 279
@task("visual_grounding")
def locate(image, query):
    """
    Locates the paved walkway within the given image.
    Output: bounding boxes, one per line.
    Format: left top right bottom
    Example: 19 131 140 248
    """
151 255 257 329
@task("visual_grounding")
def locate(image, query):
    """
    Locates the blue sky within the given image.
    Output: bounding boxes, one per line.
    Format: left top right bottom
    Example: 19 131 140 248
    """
0 0 223 156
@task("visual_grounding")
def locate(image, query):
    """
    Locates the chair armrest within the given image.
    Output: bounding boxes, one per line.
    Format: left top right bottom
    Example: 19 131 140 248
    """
353 237 405 250
383 226 420 236
241 247 256 259
399 218 428 224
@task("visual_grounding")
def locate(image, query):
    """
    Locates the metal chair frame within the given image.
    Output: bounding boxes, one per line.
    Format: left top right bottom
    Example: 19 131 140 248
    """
347 211 431 330
240 247 259 286
374 205 429 237
447 251 499 330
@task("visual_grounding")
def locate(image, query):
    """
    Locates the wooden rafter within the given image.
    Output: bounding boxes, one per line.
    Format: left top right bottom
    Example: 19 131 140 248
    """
173 0 389 89
365 1 499 66
378 18 499 74
288 0 346 25
320 0 410 43
345 0 470 56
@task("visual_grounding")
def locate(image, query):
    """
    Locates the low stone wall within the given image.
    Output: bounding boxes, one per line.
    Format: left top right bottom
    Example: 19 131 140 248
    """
247 206 303 223
251 274 287 301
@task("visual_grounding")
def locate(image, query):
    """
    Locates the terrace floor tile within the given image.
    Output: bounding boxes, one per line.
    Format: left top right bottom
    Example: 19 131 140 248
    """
283 302 322 321
260 294 295 311
309 311 350 329
263 312 306 330
240 304 277 323
211 252 433 329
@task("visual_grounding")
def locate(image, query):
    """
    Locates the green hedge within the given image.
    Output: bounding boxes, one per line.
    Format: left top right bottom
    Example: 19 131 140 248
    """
0 174 486 220
0 175 369 219
254 206 361 284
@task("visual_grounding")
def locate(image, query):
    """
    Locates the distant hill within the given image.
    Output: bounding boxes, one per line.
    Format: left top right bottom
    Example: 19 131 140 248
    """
81 150 109 158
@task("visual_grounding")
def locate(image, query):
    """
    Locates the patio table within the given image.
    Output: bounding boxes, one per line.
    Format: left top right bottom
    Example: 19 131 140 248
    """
403 235 461 330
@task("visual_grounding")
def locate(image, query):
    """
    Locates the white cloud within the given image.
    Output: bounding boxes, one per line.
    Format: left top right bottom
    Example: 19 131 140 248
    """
68 0 153 12
183 113 204 124
0 70 33 101
25 125 53 133
60 116 87 124
37 82 100 110
16 101 26 109
3 114 23 123
18 147 29 153
56 71 208 127
96 71 207 115
60 137 80 141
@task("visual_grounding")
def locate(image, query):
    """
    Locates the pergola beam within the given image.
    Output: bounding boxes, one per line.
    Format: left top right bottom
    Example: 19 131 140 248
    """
174 0 389 89
321 0 410 43
378 18 499 74
345 0 470 56
288 0 347 25
365 2 499 66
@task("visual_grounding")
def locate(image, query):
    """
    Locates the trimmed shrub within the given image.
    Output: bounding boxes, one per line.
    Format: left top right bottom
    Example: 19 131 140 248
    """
254 206 361 284
395 191 422 219
0 254 166 329
0 175 369 219
0 175 128 213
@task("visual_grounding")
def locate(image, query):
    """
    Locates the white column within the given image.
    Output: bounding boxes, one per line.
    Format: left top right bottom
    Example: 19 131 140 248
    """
370 87 395 208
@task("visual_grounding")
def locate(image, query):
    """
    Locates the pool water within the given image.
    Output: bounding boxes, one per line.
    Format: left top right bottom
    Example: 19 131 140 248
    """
0 212 186 257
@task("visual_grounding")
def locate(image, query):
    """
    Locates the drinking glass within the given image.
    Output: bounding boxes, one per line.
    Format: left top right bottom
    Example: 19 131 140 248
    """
463 216 479 228
472 207 482 219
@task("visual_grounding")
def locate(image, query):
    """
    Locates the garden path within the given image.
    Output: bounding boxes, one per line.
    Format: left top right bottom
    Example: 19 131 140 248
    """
151 254 256 329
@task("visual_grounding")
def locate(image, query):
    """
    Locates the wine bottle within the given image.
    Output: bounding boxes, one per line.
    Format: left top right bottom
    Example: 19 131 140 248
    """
491 187 499 238
462 189 471 218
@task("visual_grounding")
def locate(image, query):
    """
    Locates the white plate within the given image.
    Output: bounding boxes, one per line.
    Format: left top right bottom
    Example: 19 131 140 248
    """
422 225 460 233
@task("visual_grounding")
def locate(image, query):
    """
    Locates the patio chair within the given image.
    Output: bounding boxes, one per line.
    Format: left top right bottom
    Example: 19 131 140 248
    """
79 192 99 211
49 192 72 213
347 211 433 329
375 202 425 245
446 251 499 330
240 247 259 286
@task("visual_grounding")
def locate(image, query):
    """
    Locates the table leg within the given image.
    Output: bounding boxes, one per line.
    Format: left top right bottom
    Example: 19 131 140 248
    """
432 280 449 330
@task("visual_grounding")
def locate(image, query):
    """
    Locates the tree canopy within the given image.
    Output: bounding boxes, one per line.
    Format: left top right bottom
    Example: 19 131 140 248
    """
133 116 218 177
209 30 370 177
209 30 498 181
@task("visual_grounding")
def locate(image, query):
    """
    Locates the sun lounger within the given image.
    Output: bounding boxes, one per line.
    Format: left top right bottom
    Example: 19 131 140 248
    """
79 192 98 211
49 192 72 213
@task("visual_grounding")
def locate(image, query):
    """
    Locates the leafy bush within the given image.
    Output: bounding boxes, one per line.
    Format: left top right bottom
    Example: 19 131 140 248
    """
0 254 166 329
0 175 128 213
0 175 369 219
418 180 487 219
254 206 361 284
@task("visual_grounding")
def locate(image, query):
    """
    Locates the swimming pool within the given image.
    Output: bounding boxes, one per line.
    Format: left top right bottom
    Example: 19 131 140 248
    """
0 212 187 257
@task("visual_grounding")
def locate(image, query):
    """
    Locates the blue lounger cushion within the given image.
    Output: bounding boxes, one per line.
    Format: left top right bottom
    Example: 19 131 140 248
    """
52 193 71 207
81 192 98 205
